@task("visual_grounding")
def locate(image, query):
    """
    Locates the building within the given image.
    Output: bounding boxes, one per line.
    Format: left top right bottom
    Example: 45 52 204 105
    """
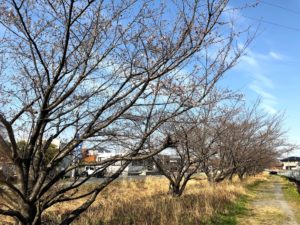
81 148 161 176
95 152 158 176
281 156 300 170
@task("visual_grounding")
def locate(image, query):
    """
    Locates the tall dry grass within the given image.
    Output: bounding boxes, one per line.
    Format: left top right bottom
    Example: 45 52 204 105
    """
45 174 267 225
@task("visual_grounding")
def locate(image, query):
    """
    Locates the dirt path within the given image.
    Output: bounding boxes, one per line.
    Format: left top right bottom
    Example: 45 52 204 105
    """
238 176 299 225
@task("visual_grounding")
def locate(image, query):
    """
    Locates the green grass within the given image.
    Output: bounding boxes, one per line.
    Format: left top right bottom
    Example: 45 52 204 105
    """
281 177 300 202
280 176 300 223
210 195 248 225
210 178 267 225
245 179 265 191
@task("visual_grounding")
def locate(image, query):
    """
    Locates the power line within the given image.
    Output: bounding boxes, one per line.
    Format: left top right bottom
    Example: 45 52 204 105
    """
260 0 300 15
243 15 300 32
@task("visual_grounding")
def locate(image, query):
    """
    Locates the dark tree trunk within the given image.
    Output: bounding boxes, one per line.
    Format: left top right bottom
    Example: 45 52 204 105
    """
238 173 245 181
205 171 212 183
228 172 234 182
168 182 183 197
18 204 41 225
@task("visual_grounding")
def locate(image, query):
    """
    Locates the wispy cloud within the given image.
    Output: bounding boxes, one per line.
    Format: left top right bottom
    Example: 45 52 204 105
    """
269 51 285 61
254 74 274 89
248 83 277 114
236 48 287 114
223 5 288 115
241 55 259 67
248 84 275 100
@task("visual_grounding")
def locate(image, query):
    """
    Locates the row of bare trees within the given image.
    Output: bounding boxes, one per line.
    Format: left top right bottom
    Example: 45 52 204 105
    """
153 98 292 196
0 0 289 224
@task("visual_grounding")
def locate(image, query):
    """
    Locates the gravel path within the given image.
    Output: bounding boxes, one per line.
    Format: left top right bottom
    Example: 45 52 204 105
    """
238 176 299 225
273 180 298 225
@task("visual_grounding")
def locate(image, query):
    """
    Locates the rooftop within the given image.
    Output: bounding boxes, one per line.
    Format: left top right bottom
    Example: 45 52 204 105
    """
280 156 300 162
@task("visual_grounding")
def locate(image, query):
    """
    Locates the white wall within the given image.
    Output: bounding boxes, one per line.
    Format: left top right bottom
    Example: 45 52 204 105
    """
282 161 300 170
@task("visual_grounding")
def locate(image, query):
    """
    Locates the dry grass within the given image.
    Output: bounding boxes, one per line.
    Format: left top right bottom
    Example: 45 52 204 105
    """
237 206 285 225
0 174 267 224
45 174 267 225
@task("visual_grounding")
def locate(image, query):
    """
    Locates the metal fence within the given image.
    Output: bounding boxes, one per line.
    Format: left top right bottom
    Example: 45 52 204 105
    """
278 170 300 181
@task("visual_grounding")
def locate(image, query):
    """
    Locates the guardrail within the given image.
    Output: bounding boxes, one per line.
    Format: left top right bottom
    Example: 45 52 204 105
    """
278 170 300 181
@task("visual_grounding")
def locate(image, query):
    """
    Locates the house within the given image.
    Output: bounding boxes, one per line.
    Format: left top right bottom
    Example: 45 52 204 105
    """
281 156 300 170
81 148 161 176
95 152 158 176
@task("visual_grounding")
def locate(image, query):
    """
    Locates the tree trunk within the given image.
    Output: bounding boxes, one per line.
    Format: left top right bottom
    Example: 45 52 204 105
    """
168 182 182 197
228 172 234 182
238 173 245 181
238 168 247 181
214 174 226 183
205 171 214 183
18 204 41 225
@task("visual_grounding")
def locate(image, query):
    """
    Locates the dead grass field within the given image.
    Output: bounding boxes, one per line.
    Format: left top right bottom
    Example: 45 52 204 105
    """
44 175 266 225
0 174 268 225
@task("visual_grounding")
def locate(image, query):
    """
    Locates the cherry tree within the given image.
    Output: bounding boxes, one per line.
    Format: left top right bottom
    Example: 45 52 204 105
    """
0 0 249 224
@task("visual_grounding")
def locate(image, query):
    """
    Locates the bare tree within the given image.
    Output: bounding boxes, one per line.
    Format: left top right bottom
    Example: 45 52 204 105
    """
203 103 293 183
233 112 293 180
153 112 204 197
153 90 239 196
0 0 249 224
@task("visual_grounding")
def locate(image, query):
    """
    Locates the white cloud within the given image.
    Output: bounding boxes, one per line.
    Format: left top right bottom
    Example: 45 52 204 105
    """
249 83 277 114
238 52 274 88
269 51 284 61
235 48 284 114
261 104 277 115
248 84 275 101
241 55 259 67
254 74 274 89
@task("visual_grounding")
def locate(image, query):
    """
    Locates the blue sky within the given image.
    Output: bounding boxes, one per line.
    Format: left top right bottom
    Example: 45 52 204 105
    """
220 0 300 156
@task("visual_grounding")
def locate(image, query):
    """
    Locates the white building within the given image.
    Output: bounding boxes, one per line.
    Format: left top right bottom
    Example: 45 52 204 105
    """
84 150 157 176
97 152 159 175
281 157 300 170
